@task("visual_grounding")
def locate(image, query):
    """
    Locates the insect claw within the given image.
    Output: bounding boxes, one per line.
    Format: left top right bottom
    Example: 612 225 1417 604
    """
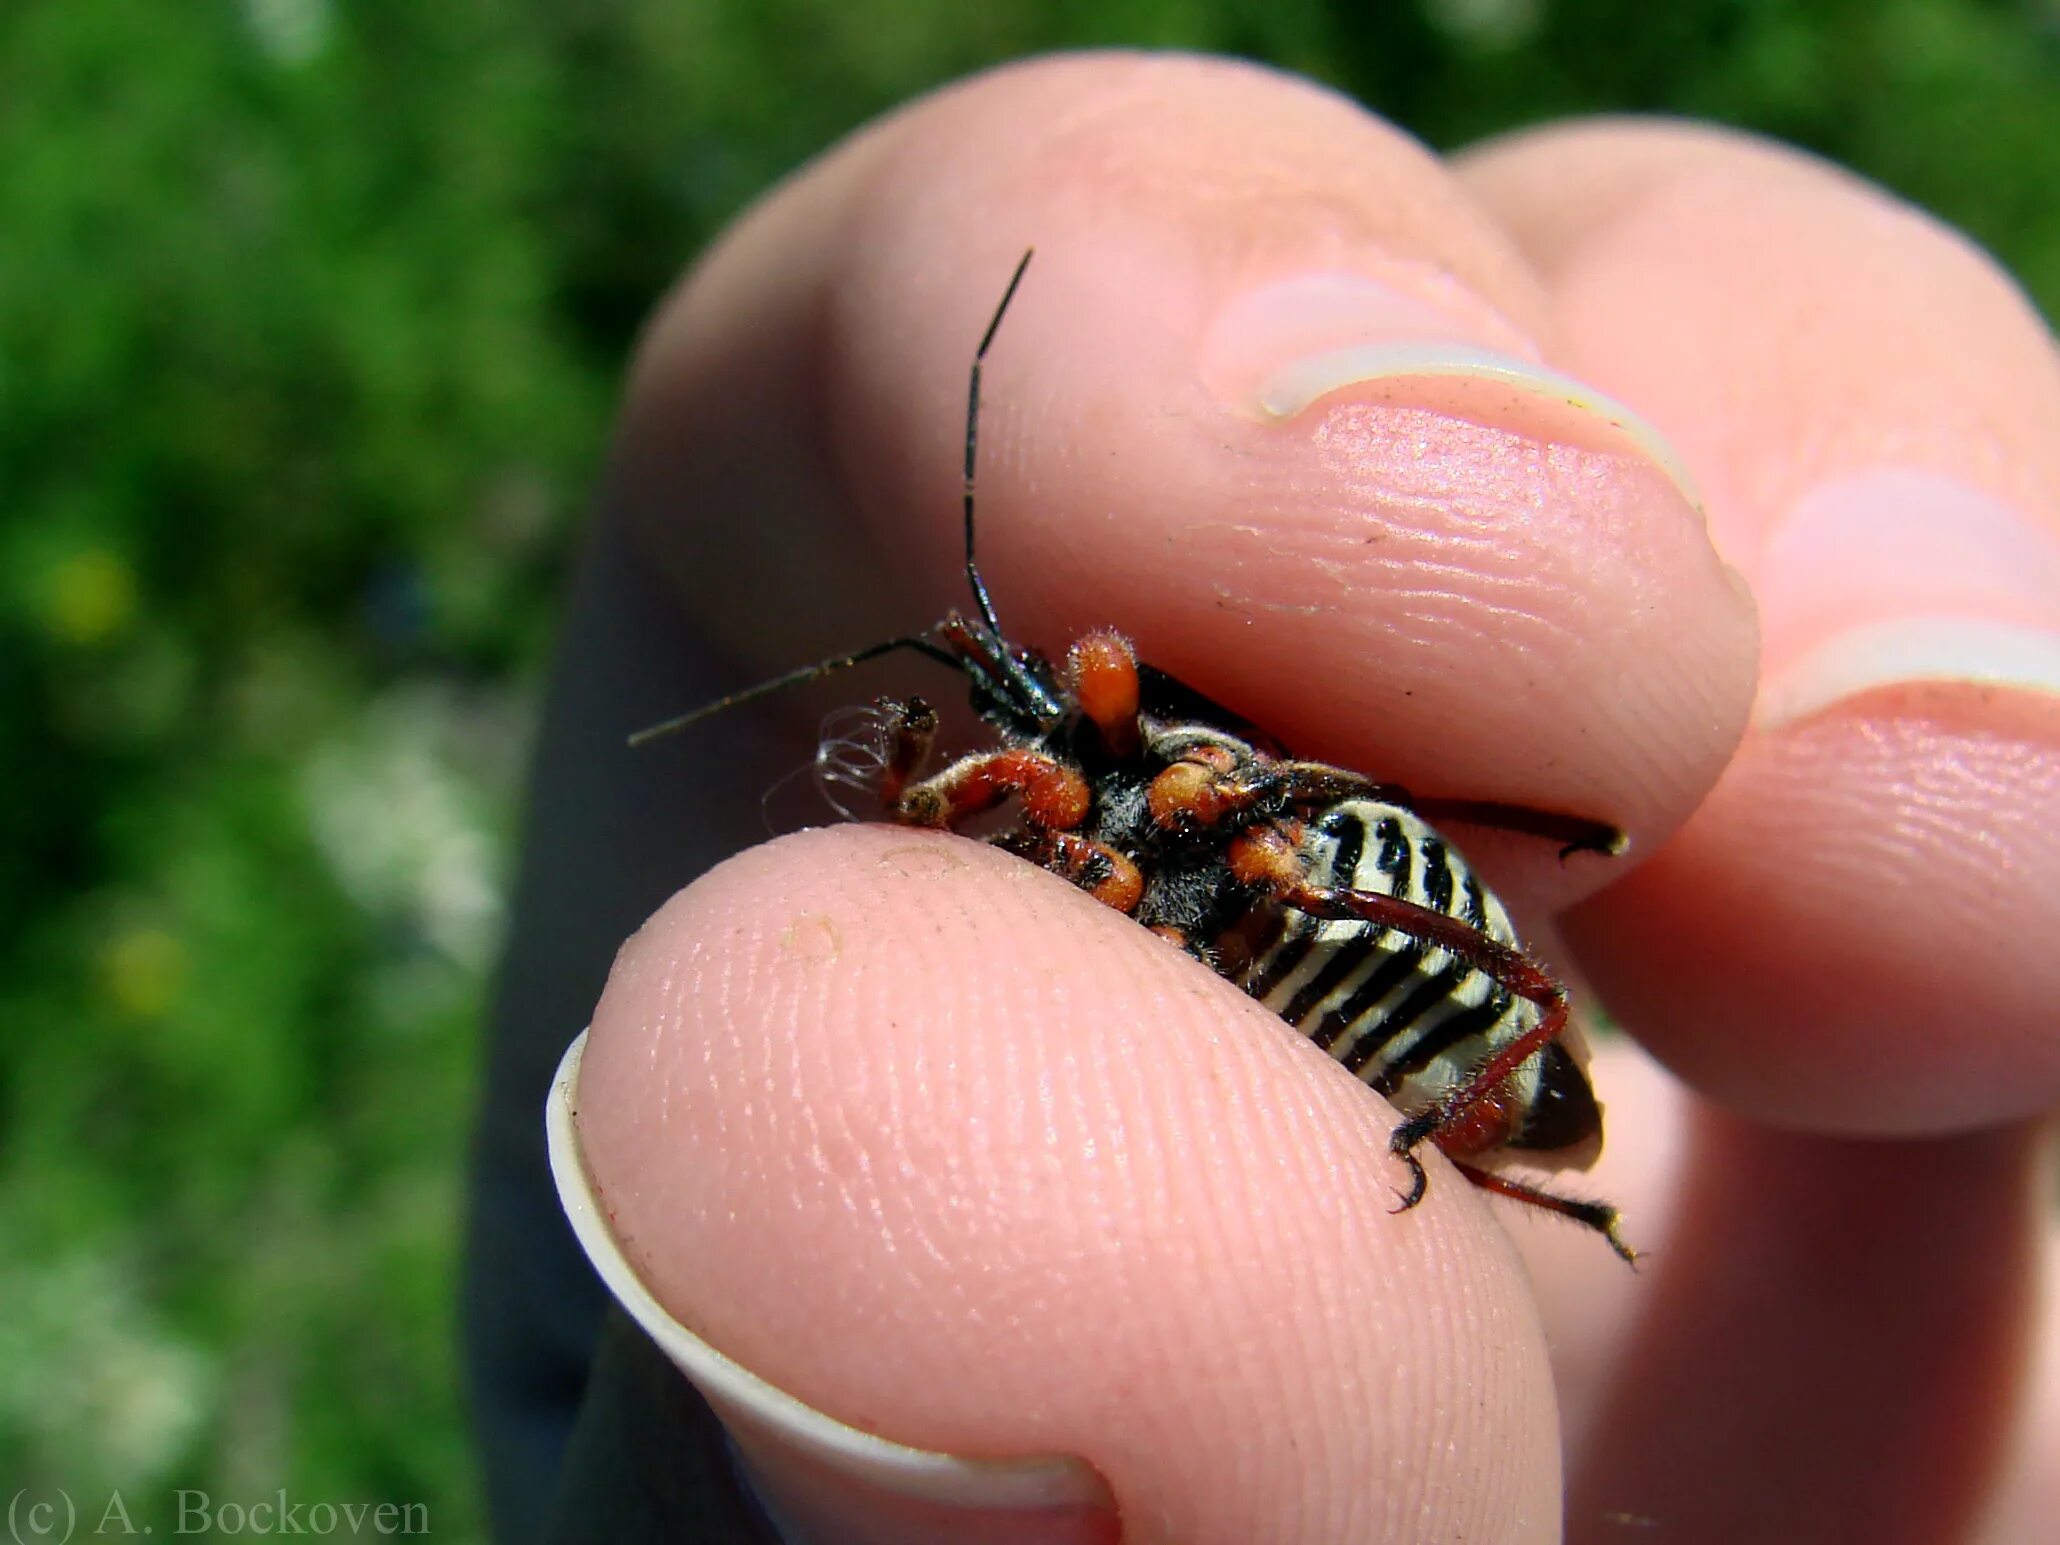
1389 1146 1428 1214
1603 1217 1642 1269
1564 824 1630 863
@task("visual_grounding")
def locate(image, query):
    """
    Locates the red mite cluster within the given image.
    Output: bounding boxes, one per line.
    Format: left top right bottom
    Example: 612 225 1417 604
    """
639 252 1635 1263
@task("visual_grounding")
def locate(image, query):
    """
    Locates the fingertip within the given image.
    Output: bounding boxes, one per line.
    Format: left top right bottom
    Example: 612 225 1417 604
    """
576 824 1563 1543
823 63 1754 857
1467 118 2060 1135
616 57 1757 911
1566 700 2060 1133
1975 1222 2060 1545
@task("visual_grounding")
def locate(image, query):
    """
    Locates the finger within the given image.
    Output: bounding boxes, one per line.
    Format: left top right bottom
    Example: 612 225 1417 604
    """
577 827 1561 1545
616 54 1756 917
1459 122 2060 1131
1976 1229 2060 1545
1499 1044 2048 1545
1566 1118 2043 1545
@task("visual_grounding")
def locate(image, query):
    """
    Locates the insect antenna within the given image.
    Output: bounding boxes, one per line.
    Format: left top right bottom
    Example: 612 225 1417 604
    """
626 633 960 746
631 249 1047 751
962 248 1034 639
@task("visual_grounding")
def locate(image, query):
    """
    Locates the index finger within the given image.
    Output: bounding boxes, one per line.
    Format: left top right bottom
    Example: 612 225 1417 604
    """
617 53 1757 910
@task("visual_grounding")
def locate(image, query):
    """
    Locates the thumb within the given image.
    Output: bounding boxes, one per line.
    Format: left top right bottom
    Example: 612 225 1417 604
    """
568 825 1560 1545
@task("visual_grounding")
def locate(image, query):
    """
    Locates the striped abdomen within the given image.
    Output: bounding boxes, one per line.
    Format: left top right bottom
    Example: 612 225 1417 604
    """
1231 799 1571 1148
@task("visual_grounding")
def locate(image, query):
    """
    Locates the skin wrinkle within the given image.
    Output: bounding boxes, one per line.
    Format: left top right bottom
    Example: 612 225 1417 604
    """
923 1016 1004 1294
1233 540 1574 660
1289 421 1665 666
1789 718 2034 909
858 1101 942 1291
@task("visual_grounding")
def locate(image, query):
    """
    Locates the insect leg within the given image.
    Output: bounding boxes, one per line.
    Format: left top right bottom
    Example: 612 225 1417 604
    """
997 828 1144 914
1451 1161 1638 1266
1065 629 1141 757
1259 761 1626 859
1146 755 1621 860
1283 876 1571 1164
1312 888 1567 1136
1409 797 1626 861
1149 758 1394 832
872 697 938 812
1226 824 1577 1172
895 747 1091 832
1226 825 1571 1093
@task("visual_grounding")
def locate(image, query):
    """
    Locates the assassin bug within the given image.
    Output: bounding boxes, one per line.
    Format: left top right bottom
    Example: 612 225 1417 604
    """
635 252 1637 1263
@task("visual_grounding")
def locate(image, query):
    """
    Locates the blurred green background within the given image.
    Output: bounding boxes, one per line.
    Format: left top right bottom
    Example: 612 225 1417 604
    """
4 0 2054 1536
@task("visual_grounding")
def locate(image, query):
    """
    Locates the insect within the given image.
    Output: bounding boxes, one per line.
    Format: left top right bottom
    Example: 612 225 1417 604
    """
635 252 1636 1263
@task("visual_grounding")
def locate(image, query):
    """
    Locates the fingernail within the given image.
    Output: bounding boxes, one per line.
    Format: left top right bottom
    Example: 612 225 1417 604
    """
1755 470 2060 728
1202 272 1703 514
547 1033 1112 1536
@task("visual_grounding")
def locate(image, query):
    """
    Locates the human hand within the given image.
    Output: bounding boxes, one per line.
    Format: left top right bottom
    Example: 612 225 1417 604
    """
556 55 2059 1544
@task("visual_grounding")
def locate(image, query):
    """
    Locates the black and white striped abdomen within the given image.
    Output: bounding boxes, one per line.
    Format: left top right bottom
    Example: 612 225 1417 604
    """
1231 799 1543 1121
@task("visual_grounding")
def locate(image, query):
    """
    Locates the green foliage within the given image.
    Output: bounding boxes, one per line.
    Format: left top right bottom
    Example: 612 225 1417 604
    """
3 0 2053 1535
